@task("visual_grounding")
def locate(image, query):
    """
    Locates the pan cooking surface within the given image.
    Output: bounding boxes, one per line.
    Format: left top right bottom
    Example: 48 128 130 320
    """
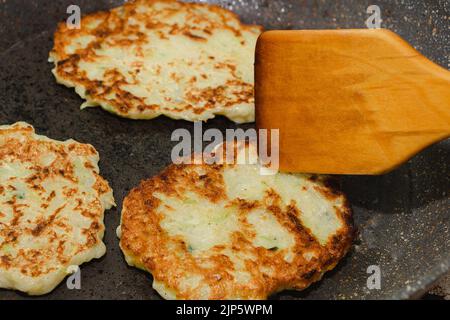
0 0 448 299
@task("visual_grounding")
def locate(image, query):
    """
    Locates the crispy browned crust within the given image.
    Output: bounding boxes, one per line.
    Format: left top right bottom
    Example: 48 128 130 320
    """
0 123 112 280
120 142 354 299
50 0 263 120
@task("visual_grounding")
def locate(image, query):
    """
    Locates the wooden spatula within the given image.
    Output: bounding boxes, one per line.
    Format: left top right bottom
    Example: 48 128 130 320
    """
255 29 450 174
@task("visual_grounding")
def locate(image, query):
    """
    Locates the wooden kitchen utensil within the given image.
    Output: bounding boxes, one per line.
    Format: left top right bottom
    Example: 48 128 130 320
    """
255 29 450 174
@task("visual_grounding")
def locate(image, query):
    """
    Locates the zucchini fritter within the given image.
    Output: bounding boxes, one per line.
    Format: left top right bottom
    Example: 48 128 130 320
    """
49 0 262 123
0 122 115 295
119 141 353 299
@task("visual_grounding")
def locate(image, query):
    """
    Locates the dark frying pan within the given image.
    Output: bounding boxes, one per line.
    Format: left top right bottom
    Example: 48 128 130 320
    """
0 0 448 300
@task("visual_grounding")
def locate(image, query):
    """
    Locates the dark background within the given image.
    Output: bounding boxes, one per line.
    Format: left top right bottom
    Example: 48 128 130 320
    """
0 0 448 299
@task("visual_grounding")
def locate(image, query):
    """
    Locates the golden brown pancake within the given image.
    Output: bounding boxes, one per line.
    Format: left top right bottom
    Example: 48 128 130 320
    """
118 141 353 299
0 122 115 295
49 0 262 123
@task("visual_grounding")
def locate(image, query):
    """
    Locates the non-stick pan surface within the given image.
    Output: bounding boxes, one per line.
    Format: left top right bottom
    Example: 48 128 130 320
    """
0 0 448 299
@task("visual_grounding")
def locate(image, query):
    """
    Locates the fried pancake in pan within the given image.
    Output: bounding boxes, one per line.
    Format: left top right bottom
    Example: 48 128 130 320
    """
0 122 115 295
50 0 262 123
119 141 353 299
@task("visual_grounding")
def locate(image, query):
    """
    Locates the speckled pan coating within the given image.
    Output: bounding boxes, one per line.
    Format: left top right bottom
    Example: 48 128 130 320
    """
0 0 448 300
